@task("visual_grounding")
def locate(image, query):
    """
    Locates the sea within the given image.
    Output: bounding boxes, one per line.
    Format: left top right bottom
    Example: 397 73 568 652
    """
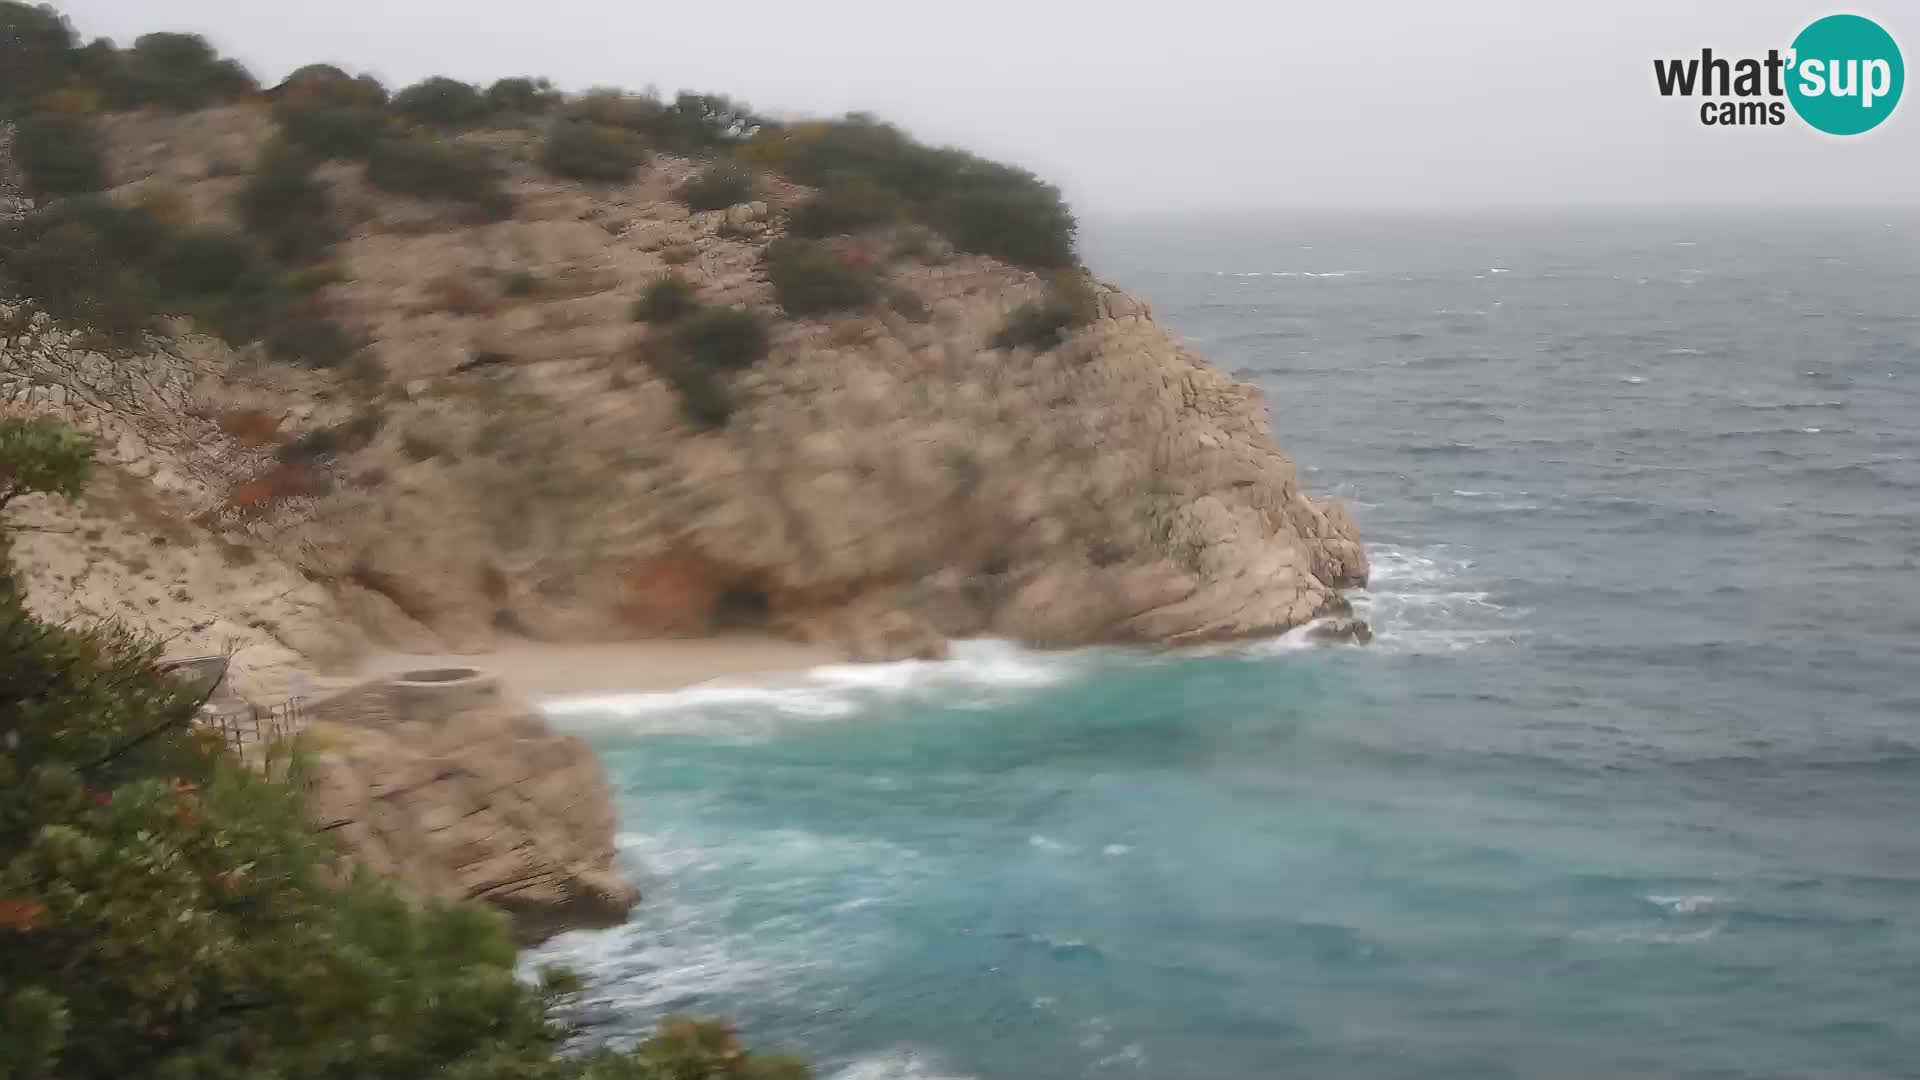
533 211 1920 1080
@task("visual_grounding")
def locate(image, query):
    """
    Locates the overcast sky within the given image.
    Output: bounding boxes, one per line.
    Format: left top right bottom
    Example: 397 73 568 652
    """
50 0 1917 215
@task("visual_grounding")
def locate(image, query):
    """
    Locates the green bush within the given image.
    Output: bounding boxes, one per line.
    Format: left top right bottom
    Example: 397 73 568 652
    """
764 238 876 317
97 31 255 110
0 416 91 510
274 63 388 107
675 164 754 211
501 270 541 297
785 174 903 238
0 0 77 112
661 360 735 430
930 185 1077 269
485 76 561 115
654 91 763 152
274 99 393 158
539 118 647 182
0 197 355 361
364 135 503 205
239 140 340 263
759 115 1077 268
153 227 266 297
262 303 361 367
11 111 109 200
0 200 162 339
992 273 1099 352
673 307 770 372
392 75 488 128
632 274 697 323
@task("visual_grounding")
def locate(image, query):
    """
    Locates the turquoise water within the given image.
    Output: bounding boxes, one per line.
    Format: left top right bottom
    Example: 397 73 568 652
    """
538 213 1920 1079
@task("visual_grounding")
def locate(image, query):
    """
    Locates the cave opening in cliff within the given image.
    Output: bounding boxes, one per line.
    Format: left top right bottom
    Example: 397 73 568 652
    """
713 578 771 630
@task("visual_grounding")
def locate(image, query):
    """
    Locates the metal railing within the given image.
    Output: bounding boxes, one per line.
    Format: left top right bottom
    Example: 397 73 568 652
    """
198 697 306 760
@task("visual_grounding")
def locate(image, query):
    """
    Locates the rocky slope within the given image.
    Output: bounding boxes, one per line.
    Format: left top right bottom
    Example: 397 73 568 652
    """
2 105 1367 674
302 668 638 943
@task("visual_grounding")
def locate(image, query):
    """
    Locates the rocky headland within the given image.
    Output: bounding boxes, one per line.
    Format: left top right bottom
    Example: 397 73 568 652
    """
1 57 1364 937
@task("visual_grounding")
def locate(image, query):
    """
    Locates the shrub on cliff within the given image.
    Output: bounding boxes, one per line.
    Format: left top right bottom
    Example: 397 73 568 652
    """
0 416 90 511
364 135 507 211
993 272 1099 352
262 302 362 368
486 76 562 116
658 359 735 430
675 164 754 211
0 198 162 339
0 1 77 113
10 110 109 199
655 91 764 153
97 31 256 110
539 118 648 182
765 238 877 317
753 114 1078 268
239 140 340 263
633 274 698 324
930 184 1078 269
673 307 771 372
274 98 393 158
785 174 905 238
274 64 389 108
0 197 357 362
393 75 489 128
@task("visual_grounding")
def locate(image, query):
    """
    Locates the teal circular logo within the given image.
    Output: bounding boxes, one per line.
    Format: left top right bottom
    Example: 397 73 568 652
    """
1787 14 1904 134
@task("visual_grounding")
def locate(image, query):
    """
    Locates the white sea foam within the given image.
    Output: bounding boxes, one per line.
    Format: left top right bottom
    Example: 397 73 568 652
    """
1646 893 1727 914
1347 544 1523 654
1572 924 1722 945
1367 546 1471 586
542 639 1074 735
1452 488 1533 499
1222 270 1367 279
531 824 912 1019
828 1049 976 1080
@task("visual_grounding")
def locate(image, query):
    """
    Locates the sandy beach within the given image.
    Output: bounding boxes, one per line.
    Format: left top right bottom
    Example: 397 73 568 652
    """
355 634 837 700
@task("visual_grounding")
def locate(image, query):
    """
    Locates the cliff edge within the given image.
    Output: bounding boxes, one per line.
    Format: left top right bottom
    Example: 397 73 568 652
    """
1 104 1366 667
303 668 638 943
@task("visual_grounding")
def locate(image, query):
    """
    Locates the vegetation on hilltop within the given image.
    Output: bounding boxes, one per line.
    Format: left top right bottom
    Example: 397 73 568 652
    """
0 415 808 1078
0 0 1083 407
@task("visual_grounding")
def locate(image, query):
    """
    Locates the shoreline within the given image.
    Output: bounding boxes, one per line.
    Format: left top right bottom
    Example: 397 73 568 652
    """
353 634 839 701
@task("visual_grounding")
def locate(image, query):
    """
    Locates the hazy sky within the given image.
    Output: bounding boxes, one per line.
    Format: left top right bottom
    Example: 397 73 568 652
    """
50 0 1917 214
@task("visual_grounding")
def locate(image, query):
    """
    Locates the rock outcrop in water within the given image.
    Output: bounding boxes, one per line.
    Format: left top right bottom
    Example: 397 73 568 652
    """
302 668 638 943
1 106 1366 670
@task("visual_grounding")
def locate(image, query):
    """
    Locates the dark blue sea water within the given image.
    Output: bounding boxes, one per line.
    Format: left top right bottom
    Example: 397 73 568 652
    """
537 212 1920 1080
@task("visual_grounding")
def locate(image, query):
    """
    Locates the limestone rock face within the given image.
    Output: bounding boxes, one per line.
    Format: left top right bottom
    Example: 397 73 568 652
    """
308 277 1369 652
838 605 950 662
303 670 638 943
2 107 1369 662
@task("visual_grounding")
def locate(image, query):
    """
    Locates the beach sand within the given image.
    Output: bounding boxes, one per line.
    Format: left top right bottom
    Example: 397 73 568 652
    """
353 634 837 701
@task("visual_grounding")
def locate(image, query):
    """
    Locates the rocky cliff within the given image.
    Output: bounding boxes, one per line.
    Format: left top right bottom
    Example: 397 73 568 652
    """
302 668 638 943
1 105 1367 673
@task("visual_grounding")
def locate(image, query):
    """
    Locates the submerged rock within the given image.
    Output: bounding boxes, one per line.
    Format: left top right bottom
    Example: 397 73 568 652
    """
1305 617 1374 645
